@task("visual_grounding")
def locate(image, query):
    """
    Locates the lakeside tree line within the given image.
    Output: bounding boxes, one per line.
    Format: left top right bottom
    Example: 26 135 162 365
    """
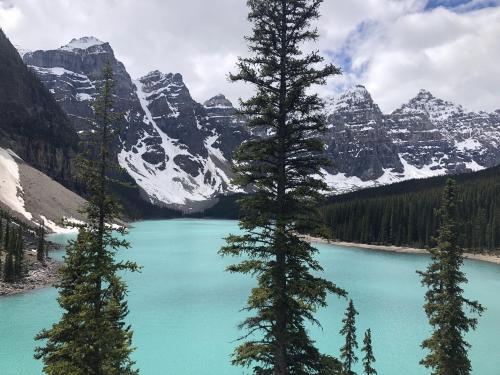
320 170 500 251
0 209 46 283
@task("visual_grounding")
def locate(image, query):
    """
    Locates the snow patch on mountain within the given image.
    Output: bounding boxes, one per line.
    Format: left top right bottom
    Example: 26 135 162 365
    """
0 148 33 220
321 153 450 194
28 65 87 78
118 80 235 206
60 36 105 51
455 138 482 152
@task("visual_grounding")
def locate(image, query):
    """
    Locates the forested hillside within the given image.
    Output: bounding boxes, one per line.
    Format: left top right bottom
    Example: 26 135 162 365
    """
320 166 500 251
198 166 500 252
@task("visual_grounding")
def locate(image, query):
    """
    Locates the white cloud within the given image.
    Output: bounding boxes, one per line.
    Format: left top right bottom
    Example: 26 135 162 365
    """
340 6 500 112
2 0 499 112
0 2 22 30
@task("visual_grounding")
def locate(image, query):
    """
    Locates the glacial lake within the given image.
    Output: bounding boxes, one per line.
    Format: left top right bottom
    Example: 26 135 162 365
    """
0 219 499 374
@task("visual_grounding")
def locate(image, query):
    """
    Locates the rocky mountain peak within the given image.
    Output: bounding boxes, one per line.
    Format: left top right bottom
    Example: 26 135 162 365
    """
140 71 185 88
204 94 233 109
395 89 464 124
415 88 435 100
60 36 106 51
327 85 378 113
325 85 383 133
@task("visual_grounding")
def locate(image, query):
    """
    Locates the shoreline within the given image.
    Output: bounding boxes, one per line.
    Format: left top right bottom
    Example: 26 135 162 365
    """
302 235 500 265
0 256 61 297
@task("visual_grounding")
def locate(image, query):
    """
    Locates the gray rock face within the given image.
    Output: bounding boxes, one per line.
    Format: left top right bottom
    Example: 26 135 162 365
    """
203 94 248 161
24 38 248 207
323 85 403 181
321 86 500 191
0 30 78 188
24 37 500 204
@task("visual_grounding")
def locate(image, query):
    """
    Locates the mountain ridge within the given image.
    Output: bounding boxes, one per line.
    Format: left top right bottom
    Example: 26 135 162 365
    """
19 36 500 208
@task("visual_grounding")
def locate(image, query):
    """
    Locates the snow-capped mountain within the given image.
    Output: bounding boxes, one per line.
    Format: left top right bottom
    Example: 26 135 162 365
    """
321 85 500 192
23 37 248 208
22 37 500 207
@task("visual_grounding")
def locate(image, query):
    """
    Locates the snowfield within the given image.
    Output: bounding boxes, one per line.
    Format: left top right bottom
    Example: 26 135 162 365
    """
0 148 33 220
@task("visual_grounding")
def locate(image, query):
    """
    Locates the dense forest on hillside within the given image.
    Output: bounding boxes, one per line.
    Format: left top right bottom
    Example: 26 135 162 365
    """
200 166 500 252
320 166 500 251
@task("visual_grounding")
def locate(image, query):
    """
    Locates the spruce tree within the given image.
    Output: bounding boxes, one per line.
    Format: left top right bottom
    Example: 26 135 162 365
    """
4 220 9 250
418 179 484 375
361 329 376 375
3 248 15 283
0 214 4 246
220 0 344 373
340 300 358 375
0 216 3 270
14 229 24 280
37 220 45 263
35 64 139 375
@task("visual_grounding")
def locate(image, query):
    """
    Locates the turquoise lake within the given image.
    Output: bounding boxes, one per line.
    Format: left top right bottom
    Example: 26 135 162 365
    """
1 219 499 374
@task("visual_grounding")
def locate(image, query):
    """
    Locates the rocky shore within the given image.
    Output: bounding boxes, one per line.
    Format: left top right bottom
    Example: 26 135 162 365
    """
0 254 61 296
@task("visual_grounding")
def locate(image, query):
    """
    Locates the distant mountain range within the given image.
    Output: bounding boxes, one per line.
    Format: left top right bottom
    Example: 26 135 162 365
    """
10 35 500 210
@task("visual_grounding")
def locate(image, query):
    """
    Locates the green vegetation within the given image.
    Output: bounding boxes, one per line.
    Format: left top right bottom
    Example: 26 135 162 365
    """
197 166 500 253
35 64 139 375
319 166 500 251
418 179 485 374
37 220 46 263
220 0 346 373
361 329 377 375
0 209 40 283
340 300 359 375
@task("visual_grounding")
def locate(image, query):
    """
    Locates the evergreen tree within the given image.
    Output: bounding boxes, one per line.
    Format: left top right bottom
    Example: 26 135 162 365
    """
3 248 15 283
14 229 24 280
340 300 358 375
320 355 343 375
418 179 485 375
37 220 46 263
35 64 139 375
4 220 9 250
220 0 344 373
361 329 376 375
0 214 4 246
0 216 3 270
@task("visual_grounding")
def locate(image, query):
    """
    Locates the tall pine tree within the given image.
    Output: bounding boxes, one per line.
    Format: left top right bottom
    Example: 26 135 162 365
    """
35 64 139 375
418 179 484 375
3 247 15 282
14 229 24 280
361 329 376 375
37 219 45 263
340 300 358 375
220 0 344 373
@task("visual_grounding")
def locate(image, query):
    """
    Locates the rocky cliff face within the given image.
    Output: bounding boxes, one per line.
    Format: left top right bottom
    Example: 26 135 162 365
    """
23 37 500 205
321 86 500 192
0 30 78 188
24 38 248 208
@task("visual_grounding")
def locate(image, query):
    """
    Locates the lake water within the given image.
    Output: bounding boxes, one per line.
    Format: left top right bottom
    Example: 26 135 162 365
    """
0 219 499 374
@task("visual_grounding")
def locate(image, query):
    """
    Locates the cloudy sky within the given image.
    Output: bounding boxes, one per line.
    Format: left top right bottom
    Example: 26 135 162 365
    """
0 0 499 112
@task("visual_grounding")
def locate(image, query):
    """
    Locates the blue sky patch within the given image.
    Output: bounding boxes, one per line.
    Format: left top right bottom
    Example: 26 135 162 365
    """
425 0 500 11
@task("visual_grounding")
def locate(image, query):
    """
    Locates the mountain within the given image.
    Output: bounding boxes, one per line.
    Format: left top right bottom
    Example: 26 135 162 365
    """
23 38 248 210
0 146 86 231
321 85 500 192
0 29 78 187
22 37 500 207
